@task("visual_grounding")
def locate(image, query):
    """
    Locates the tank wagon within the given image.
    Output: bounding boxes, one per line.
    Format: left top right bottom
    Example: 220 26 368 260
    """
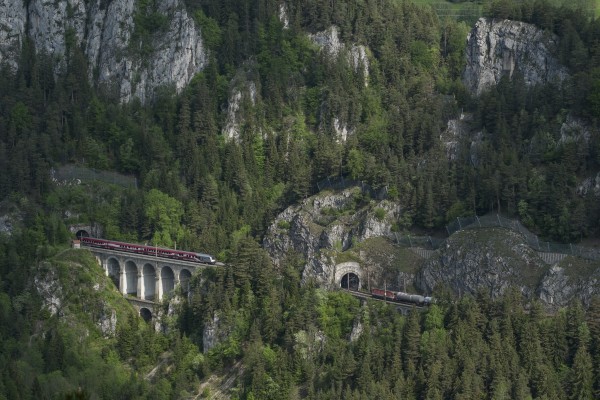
371 288 432 306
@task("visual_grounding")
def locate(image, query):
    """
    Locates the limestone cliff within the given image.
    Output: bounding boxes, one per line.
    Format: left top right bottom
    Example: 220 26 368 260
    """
463 18 568 96
264 188 600 308
416 228 600 309
416 228 548 298
0 0 207 103
263 187 402 287
222 68 260 142
309 26 369 142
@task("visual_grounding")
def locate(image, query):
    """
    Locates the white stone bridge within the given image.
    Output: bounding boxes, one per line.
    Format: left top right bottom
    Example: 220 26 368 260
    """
83 245 215 320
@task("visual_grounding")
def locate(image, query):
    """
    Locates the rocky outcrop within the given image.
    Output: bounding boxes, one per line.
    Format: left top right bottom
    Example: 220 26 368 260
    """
35 263 64 317
310 26 369 85
202 313 225 353
538 262 600 308
265 188 599 308
333 117 354 143
440 112 473 160
416 228 548 298
222 70 259 142
577 172 600 197
33 258 129 337
278 3 289 29
263 187 401 286
464 18 568 96
97 307 118 337
416 228 600 309
0 0 26 71
0 0 207 103
0 216 12 235
309 26 369 142
559 114 591 144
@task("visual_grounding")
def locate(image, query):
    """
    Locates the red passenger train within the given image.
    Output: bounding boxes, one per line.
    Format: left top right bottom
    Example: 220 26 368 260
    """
80 237 216 264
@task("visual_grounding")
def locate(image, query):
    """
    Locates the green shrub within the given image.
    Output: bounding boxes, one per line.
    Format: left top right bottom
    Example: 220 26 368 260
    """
277 220 291 230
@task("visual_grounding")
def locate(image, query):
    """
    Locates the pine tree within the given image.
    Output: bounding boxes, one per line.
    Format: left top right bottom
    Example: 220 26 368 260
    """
570 342 594 399
402 310 421 376
587 296 600 397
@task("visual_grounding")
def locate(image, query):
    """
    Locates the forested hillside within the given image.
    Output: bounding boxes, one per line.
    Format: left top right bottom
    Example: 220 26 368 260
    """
1 0 599 250
182 263 600 398
1 0 600 398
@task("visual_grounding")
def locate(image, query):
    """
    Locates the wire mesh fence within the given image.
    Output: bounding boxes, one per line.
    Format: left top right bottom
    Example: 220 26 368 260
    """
52 165 137 189
398 214 600 262
316 176 389 200
316 176 600 262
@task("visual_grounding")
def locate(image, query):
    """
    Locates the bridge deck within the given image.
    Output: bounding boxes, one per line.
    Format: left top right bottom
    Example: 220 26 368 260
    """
83 246 215 269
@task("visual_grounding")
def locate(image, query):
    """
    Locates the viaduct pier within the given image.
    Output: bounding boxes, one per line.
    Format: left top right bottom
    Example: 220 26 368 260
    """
79 241 216 320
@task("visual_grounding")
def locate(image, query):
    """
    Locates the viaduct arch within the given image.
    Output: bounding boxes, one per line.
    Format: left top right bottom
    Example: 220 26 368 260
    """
88 249 212 321
96 254 197 302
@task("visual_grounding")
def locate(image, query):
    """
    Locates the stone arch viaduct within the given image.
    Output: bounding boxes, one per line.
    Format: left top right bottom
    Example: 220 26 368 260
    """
83 244 214 319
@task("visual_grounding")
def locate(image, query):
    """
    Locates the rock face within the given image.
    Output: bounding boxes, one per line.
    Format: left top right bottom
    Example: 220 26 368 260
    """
559 114 592 144
309 26 369 142
0 0 26 71
416 228 600 309
440 112 473 160
263 187 401 287
35 263 64 317
0 213 18 235
34 260 120 337
0 0 207 103
464 18 568 96
417 229 548 298
222 70 259 142
538 263 600 308
577 172 600 197
202 313 228 353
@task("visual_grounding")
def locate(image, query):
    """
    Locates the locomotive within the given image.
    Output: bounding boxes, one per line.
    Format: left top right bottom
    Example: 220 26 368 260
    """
371 288 432 306
80 237 216 264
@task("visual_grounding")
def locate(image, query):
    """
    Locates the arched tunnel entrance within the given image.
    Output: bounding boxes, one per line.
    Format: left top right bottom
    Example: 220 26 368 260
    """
140 308 152 323
75 230 90 239
340 273 360 291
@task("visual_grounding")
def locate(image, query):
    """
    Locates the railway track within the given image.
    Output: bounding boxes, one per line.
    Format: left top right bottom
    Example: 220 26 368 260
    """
341 289 427 311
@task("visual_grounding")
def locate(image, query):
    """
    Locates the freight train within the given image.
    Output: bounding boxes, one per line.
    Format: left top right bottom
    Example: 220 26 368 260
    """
80 237 216 264
371 288 433 306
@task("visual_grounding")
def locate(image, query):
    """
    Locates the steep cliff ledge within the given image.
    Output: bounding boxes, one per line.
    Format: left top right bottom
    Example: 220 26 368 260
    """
0 0 207 103
263 187 406 288
416 228 600 309
264 188 600 308
463 18 569 96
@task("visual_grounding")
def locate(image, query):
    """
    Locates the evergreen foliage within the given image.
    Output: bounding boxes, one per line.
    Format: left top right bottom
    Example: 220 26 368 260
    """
1 0 600 397
181 260 600 399
1 0 599 245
